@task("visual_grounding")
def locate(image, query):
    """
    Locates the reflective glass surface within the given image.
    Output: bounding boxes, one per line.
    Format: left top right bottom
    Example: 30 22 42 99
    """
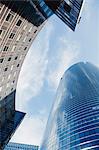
45 0 84 31
0 110 25 150
40 62 99 150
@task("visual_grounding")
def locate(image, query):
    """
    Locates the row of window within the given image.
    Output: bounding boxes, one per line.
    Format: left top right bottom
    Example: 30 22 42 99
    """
0 56 18 63
0 45 28 52
0 72 16 84
0 29 33 43
0 10 38 48
4 64 20 72
0 27 37 42
0 80 15 91
5 12 22 26
64 99 99 115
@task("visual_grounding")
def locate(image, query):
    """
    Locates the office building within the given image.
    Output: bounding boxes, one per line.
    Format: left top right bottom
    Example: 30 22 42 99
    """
5 142 38 150
0 0 51 149
45 0 84 31
40 62 99 150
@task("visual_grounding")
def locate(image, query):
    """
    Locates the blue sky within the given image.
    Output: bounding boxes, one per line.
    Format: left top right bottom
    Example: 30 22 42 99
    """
11 0 99 146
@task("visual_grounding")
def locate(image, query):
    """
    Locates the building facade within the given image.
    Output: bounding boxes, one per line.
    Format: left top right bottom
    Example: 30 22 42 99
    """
0 0 84 149
40 62 99 150
5 142 38 150
0 1 51 149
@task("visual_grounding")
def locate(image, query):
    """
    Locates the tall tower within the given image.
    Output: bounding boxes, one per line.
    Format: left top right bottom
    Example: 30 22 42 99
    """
40 62 99 150
45 0 84 31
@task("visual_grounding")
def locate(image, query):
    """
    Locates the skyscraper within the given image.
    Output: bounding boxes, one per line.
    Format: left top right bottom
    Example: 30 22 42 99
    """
0 0 84 149
40 62 99 150
5 142 38 150
45 0 84 31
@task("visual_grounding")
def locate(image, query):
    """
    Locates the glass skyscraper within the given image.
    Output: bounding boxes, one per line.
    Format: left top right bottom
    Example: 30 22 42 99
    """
5 142 38 150
40 62 99 150
45 0 84 31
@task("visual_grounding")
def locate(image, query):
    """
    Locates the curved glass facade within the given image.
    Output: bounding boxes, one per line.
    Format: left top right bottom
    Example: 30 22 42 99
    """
40 62 99 150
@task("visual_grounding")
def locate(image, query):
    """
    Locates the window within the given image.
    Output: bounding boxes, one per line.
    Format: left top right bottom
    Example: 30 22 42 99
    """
3 46 8 51
23 36 27 42
64 3 71 13
8 74 11 79
9 33 15 39
0 29 5 37
0 86 2 92
11 65 13 70
15 56 18 60
16 19 22 26
16 34 21 41
92 106 99 110
2 77 4 82
29 27 32 32
24 47 27 50
34 30 37 33
6 13 14 22
17 64 19 67
20 55 22 60
29 38 32 42
14 72 16 77
0 5 2 11
4 67 8 71
0 3 3 14
11 45 16 52
0 58 4 63
7 83 10 88
0 30 2 35
8 57 11 61
23 25 27 30
11 88 13 91
13 80 15 83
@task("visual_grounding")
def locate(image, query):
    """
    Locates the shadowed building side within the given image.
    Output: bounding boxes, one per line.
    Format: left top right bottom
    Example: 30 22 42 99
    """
45 0 84 31
0 90 25 150
40 62 99 150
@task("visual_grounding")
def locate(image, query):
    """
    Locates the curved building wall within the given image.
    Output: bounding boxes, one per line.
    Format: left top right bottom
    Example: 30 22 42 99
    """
0 2 45 101
40 62 99 150
0 1 46 149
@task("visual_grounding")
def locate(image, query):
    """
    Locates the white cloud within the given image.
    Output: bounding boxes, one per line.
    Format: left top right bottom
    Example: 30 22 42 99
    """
16 22 53 110
12 22 53 146
82 0 95 22
47 37 80 90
